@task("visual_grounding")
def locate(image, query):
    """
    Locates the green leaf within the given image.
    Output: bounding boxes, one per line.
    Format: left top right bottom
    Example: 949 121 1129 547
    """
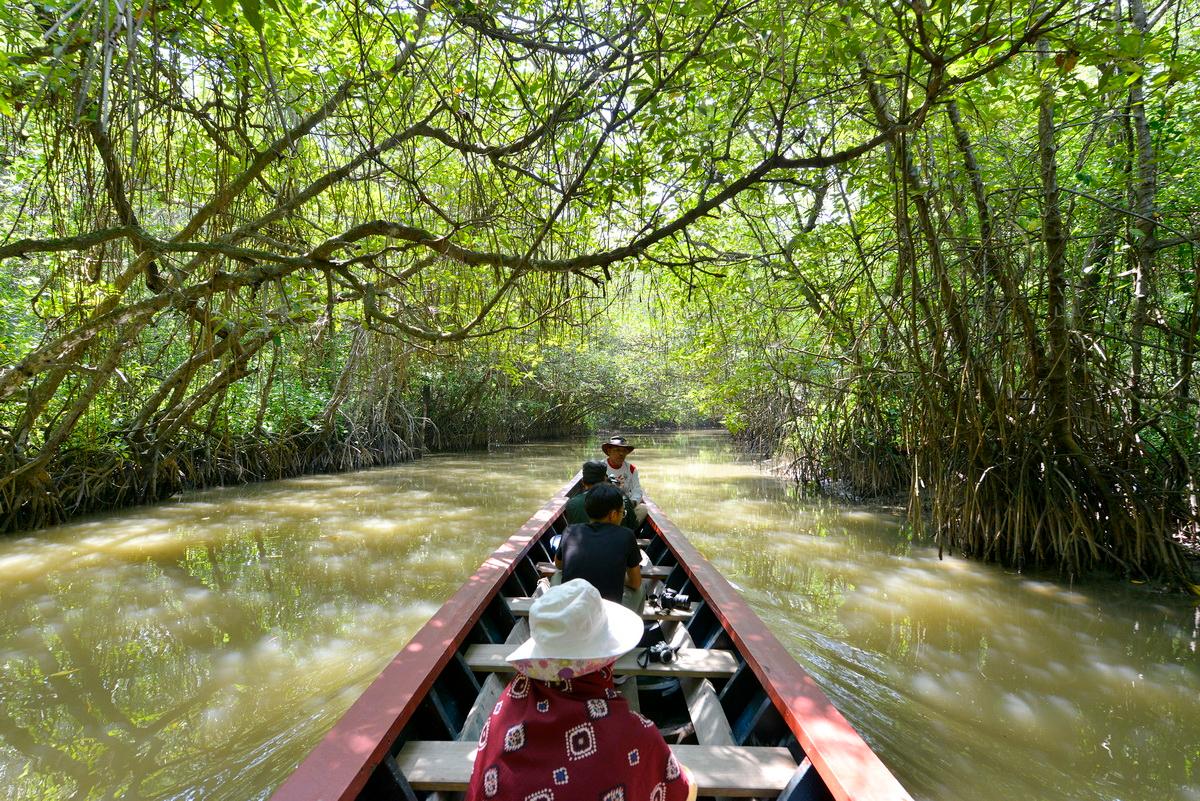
240 0 265 32
1117 33 1142 56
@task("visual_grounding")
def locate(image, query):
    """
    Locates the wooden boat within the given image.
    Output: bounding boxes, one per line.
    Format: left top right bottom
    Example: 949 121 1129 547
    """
271 478 912 801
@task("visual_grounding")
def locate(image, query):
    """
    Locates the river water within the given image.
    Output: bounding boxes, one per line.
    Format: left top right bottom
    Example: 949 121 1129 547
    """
0 432 1197 801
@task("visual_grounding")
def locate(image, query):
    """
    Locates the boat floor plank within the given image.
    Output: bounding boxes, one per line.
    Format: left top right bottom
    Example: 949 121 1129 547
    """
462 644 738 678
458 672 504 747
672 628 736 748
505 596 691 622
459 583 550 744
396 741 797 796
617 675 640 713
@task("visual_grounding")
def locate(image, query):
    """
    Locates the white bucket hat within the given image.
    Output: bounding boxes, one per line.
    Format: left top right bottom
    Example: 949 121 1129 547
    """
506 579 643 681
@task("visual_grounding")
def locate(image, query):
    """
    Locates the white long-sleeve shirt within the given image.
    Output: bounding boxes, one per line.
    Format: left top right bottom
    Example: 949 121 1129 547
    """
605 459 643 503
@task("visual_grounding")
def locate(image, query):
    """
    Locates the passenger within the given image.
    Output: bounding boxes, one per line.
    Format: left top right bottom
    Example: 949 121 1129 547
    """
555 483 642 610
466 579 697 801
563 459 638 530
563 460 611 525
601 435 649 529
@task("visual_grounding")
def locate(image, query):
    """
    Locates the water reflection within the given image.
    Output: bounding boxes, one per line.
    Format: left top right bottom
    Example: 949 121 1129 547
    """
1 432 1198 801
646 433 1200 801
0 449 577 801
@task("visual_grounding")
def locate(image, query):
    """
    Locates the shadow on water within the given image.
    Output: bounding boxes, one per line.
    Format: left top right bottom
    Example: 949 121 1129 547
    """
1 431 1198 801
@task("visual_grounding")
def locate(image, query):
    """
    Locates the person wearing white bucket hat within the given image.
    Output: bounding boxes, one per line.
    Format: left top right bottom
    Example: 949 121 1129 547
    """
505 577 644 681
466 580 696 801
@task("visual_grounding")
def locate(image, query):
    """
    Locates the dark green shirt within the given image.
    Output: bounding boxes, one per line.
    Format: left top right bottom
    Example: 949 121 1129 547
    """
564 489 638 530
564 492 590 525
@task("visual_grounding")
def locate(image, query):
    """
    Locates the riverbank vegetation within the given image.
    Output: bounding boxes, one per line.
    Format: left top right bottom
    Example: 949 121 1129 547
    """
2 0 1198 580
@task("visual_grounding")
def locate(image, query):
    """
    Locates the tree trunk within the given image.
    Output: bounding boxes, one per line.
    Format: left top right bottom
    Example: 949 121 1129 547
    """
1037 38 1075 450
1125 0 1158 427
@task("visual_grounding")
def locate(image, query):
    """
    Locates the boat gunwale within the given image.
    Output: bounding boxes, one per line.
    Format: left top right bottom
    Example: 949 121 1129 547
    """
268 482 572 801
643 498 912 801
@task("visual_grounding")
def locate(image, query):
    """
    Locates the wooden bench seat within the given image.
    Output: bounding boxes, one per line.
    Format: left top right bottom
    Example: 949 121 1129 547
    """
505 596 693 622
461 643 739 678
396 740 798 796
536 561 672 579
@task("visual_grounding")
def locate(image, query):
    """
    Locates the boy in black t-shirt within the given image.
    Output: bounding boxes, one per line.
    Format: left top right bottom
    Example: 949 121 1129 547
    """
555 483 643 609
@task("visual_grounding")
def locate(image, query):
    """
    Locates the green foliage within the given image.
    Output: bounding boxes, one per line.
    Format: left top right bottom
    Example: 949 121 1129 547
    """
0 0 1196 581
410 298 713 449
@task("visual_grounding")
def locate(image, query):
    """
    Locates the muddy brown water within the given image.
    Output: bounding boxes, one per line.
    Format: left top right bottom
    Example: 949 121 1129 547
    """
1 432 1197 800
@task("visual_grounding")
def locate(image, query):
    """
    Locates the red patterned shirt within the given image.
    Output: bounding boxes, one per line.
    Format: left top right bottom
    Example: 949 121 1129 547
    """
466 666 695 801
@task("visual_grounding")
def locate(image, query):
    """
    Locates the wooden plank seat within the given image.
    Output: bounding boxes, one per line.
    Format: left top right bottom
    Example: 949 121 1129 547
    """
461 644 739 678
505 596 693 622
536 561 672 579
396 740 798 797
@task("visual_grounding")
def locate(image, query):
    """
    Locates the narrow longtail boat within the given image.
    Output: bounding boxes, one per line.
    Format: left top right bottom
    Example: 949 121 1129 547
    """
271 477 913 801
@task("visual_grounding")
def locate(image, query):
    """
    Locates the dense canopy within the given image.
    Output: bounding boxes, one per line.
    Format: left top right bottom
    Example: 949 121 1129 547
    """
1 0 1198 579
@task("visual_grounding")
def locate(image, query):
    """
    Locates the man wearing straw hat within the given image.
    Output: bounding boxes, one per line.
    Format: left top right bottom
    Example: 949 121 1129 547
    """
466 580 697 801
601 435 649 529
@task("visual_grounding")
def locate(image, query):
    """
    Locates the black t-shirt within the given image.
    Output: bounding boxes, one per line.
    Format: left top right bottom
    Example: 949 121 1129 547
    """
557 522 640 603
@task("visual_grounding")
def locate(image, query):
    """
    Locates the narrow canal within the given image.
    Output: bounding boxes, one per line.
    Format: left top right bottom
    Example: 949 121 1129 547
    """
1 432 1197 800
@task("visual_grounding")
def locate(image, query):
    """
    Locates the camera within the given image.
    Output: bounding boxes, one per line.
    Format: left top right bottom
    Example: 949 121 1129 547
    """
652 587 691 612
646 641 677 664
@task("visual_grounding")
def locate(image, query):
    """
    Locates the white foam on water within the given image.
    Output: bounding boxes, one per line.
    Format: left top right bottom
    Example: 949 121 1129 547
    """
1042 694 1081 722
998 692 1038 728
344 516 398 534
1091 661 1140 686
910 672 944 700
212 651 245 684
244 636 291 681
181 587 212 606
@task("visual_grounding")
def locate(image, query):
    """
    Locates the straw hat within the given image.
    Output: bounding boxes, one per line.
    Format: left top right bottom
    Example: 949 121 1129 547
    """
506 580 643 681
600 435 635 455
